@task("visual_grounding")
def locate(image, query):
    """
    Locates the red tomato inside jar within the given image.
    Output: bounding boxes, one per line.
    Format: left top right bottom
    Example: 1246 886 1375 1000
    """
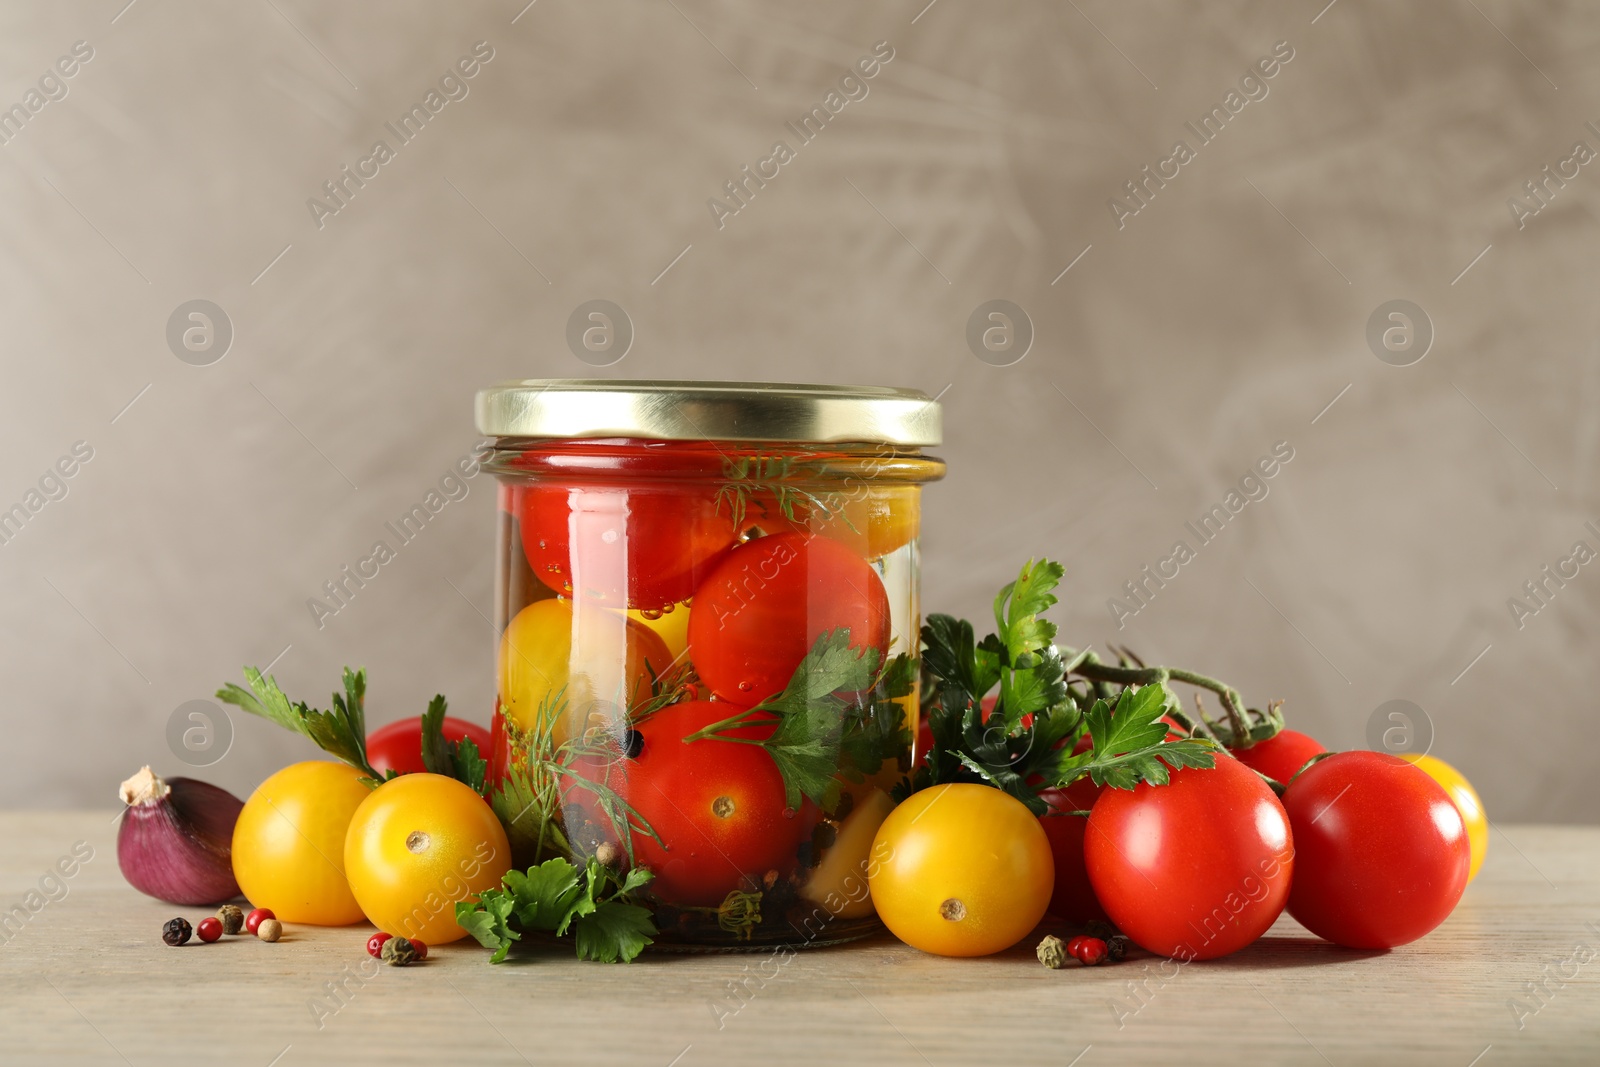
477 380 943 947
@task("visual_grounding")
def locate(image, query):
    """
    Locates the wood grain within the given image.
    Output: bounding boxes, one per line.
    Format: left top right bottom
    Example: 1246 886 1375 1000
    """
1 813 1596 1066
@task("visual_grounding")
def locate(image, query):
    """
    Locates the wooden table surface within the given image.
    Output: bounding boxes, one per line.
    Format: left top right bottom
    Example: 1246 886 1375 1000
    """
2 813 1597 1066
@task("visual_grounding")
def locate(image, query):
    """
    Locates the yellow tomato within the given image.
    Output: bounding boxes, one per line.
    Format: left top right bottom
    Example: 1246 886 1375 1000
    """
767 487 920 561
868 784 1053 956
1403 754 1488 882
344 773 512 945
232 761 370 925
499 598 672 743
627 601 690 662
802 789 895 919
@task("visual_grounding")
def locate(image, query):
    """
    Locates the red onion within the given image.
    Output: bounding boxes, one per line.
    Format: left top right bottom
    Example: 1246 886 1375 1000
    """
117 766 243 906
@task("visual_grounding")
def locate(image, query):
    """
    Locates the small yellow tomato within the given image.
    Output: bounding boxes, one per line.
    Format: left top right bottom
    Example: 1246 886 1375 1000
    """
627 600 690 662
1403 754 1488 882
499 598 672 743
868 784 1054 956
232 761 370 925
344 773 512 945
802 789 896 919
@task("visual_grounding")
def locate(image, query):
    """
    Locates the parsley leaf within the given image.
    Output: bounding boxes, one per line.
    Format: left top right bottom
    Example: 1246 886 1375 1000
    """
455 856 656 964
217 666 381 782
1047 684 1219 791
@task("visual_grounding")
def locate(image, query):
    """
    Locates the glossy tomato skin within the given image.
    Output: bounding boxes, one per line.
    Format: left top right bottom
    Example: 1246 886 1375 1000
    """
343 774 512 945
517 482 736 610
868 784 1053 957
1283 751 1468 949
1038 777 1107 923
1085 756 1294 960
1231 729 1326 785
617 700 806 907
367 717 494 778
688 532 890 705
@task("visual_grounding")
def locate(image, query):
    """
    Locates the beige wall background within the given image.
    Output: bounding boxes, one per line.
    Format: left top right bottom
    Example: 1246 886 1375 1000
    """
1 1 1594 824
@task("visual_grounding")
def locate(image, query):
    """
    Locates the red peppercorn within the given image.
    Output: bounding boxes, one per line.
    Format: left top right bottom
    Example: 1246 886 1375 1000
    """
244 908 275 936
410 939 428 961
367 932 393 959
1074 937 1109 966
196 917 223 943
1066 935 1087 956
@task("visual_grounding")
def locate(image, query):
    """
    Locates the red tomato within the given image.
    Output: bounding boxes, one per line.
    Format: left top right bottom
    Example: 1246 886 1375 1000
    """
1038 777 1107 923
366 716 493 777
1232 729 1326 785
1085 756 1294 960
687 532 890 705
1282 751 1468 949
517 483 736 611
614 700 806 907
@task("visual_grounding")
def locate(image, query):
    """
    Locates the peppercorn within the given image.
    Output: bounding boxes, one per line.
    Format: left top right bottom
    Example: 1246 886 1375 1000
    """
162 917 192 946
410 939 429 961
216 904 245 935
245 907 275 936
256 919 283 943
367 932 393 959
1074 936 1109 966
622 728 644 759
1036 935 1068 969
1085 919 1117 940
196 917 223 943
594 842 620 868
1106 934 1131 961
381 936 419 966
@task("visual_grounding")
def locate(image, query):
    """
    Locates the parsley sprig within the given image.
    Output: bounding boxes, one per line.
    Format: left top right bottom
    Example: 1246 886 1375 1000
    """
909 558 1221 813
682 631 914 811
456 856 656 964
216 666 487 794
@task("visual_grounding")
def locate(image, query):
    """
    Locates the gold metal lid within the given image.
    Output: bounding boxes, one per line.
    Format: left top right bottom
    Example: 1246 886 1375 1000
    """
475 379 942 446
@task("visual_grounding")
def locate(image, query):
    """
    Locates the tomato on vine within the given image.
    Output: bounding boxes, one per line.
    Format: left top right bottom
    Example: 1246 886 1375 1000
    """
1085 755 1293 960
1282 751 1468 948
1232 728 1325 785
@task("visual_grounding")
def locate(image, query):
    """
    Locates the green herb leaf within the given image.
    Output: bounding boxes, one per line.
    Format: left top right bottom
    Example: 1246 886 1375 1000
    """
996 558 1064 661
574 902 657 963
419 695 452 776
457 856 657 964
1050 684 1219 791
216 666 381 782
450 736 489 796
691 629 880 809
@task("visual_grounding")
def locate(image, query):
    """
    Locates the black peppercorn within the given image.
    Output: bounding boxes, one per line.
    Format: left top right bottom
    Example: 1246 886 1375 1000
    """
1106 934 1131 961
162 917 192 946
1086 919 1117 940
622 729 644 759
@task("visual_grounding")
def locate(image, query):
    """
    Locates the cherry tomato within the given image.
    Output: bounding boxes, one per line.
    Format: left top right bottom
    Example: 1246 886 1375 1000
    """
518 482 736 610
1038 777 1107 923
1402 753 1488 882
344 773 513 945
688 532 889 705
366 716 494 778
1283 751 1468 948
868 784 1054 957
232 762 370 926
1231 729 1326 785
615 700 806 907
1085 756 1293 960
499 598 673 745
752 485 920 561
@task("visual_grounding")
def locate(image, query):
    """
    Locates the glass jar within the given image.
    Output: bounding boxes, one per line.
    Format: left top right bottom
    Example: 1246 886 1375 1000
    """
475 380 943 948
